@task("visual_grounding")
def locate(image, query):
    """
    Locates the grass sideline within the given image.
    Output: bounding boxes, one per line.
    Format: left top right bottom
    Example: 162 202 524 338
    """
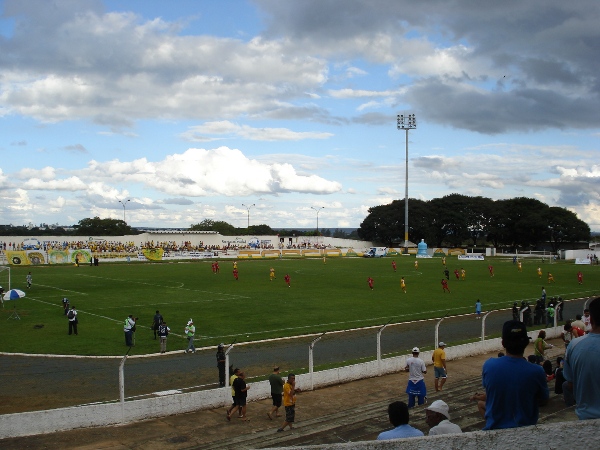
0 257 597 356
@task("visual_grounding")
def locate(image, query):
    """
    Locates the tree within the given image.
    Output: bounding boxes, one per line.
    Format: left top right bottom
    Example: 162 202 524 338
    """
544 207 590 252
74 217 136 236
248 224 276 235
190 219 237 235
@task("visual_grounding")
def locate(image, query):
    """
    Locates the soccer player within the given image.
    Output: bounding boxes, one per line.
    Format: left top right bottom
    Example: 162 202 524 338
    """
488 265 494 277
475 300 482 319
392 260 397 272
414 260 419 270
537 267 542 278
547 272 555 283
367 277 374 290
461 268 466 281
233 260 238 270
284 274 291 288
26 272 32 288
401 277 406 294
441 256 446 266
215 261 220 273
517 261 522 272
212 262 217 274
443 268 450 280
441 279 451 293
577 271 583 285
233 268 239 281
270 267 276 281
454 269 460 280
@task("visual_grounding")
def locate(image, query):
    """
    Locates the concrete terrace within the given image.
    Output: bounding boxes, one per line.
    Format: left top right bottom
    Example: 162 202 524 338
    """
0 338 591 450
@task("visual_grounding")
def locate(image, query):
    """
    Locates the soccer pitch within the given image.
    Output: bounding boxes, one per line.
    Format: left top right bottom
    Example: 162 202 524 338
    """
1 257 598 356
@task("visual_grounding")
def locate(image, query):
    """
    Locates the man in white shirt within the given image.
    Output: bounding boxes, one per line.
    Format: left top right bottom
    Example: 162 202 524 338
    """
425 400 463 435
405 347 427 408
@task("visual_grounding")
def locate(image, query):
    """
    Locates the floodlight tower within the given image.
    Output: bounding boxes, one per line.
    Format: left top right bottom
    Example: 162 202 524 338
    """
118 199 131 224
242 203 255 229
311 206 325 242
397 114 416 253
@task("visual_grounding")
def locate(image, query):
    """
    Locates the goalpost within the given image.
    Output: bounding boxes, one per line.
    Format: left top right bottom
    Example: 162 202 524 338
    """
0 266 10 308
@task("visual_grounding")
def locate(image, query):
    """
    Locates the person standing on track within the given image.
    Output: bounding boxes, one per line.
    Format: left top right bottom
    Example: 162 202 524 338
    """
217 344 226 387
432 342 448 392
405 347 427 408
277 373 301 432
267 366 284 420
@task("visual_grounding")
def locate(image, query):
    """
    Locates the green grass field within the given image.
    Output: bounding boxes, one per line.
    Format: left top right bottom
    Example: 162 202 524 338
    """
1 256 598 356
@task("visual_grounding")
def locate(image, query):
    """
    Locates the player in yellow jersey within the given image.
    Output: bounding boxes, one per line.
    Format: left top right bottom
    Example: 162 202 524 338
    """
270 267 276 281
537 267 542 278
414 260 419 270
400 277 406 293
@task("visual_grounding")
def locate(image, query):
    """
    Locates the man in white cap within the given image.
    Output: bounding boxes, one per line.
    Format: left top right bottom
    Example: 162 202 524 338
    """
185 319 196 353
405 347 427 408
425 400 462 435
432 341 448 391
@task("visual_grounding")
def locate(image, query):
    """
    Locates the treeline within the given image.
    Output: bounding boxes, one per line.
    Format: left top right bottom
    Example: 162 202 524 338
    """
189 219 359 239
0 217 139 237
357 194 590 251
0 217 358 240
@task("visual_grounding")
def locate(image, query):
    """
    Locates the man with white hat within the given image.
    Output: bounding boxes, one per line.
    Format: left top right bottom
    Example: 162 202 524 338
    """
432 341 448 392
405 347 427 408
185 319 196 353
425 400 463 435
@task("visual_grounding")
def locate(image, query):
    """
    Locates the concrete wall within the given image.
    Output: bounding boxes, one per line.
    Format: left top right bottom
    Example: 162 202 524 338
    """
281 419 600 450
0 325 563 439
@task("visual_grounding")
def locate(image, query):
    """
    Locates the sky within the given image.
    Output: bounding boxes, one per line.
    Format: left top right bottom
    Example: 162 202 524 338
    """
1 0 599 232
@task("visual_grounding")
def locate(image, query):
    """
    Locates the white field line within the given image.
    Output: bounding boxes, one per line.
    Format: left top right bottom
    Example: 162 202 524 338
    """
24 296 185 339
34 283 89 295
76 273 250 299
6 294 591 359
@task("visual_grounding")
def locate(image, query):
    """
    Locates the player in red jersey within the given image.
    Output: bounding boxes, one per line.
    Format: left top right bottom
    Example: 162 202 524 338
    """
284 274 291 287
488 265 494 277
367 277 374 290
233 268 239 280
391 260 397 272
441 279 451 293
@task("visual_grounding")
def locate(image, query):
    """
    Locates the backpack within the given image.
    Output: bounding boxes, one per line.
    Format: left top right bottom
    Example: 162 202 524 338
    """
67 310 75 320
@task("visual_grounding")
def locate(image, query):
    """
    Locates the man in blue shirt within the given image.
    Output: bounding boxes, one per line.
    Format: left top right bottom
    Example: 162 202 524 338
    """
377 401 424 440
482 320 549 430
563 297 600 419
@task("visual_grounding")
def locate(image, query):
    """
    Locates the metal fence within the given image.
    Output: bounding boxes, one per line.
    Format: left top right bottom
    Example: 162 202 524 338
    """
1 297 590 415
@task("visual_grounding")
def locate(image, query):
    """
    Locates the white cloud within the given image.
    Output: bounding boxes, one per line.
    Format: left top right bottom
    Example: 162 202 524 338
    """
180 121 334 142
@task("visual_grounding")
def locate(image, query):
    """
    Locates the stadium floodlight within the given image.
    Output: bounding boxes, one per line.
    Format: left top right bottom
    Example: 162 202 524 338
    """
397 114 416 253
118 199 131 224
311 206 325 242
242 203 255 229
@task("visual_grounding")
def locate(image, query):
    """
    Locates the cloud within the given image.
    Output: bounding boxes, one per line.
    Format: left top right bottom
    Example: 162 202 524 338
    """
81 146 342 197
64 144 88 153
180 121 334 142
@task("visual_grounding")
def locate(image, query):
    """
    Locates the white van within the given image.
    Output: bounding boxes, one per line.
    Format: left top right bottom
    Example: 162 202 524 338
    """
363 247 387 258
